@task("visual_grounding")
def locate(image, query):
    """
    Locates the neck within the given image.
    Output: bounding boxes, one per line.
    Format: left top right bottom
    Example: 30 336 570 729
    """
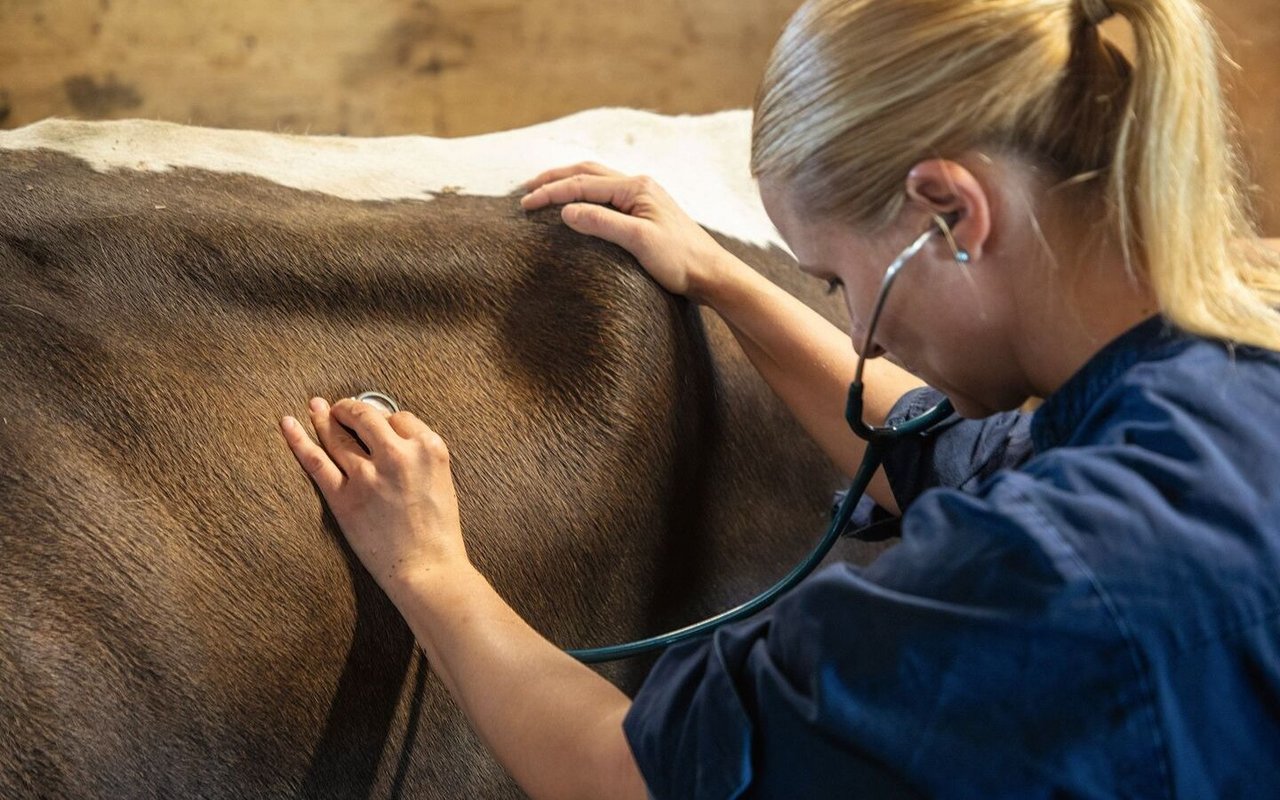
1012 225 1159 400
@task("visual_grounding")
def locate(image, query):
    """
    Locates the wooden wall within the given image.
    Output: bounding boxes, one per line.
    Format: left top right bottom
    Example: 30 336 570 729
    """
1205 1 1280 234
1 0 1275 231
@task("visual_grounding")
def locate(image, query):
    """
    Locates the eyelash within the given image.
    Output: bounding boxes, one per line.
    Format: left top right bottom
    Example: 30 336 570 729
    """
824 278 844 296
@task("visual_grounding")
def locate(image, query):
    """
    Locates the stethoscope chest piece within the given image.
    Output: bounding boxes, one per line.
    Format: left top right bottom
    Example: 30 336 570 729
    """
355 390 400 415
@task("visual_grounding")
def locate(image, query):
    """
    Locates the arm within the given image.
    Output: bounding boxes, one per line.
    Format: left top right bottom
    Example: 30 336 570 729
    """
280 399 647 800
698 248 924 512
521 164 924 513
391 566 646 800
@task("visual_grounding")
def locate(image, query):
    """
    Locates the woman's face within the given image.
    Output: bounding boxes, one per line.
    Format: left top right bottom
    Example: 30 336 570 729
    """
758 179 1032 418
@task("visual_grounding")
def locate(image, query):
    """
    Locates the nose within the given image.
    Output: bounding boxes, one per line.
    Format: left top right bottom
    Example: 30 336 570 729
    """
850 326 887 360
861 341 887 360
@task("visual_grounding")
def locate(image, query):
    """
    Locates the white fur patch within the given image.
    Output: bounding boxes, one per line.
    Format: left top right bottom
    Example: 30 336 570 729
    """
0 109 787 252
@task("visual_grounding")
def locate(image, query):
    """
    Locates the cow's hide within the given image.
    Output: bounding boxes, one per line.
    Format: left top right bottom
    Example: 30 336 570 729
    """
0 110 872 798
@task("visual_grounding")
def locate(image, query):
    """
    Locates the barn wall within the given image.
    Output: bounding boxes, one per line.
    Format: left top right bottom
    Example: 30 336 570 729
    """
1206 1 1280 235
0 0 797 136
1 0 1275 232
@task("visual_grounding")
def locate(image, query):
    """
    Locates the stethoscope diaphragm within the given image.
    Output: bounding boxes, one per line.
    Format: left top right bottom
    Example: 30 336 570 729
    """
354 390 400 415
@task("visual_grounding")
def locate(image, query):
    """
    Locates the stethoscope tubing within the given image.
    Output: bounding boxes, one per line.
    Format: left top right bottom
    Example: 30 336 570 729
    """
567 384 952 664
567 223 957 664
566 434 879 664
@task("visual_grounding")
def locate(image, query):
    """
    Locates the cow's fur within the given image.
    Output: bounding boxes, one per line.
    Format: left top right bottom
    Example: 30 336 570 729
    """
0 112 870 798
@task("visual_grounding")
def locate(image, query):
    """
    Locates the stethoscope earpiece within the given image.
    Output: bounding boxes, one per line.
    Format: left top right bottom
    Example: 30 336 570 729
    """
931 212 970 264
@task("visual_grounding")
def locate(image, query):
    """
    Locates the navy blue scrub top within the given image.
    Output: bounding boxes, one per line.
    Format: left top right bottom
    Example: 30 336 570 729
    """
623 315 1280 799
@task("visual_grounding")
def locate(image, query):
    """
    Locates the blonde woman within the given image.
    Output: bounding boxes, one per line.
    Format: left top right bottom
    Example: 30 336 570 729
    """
281 0 1280 796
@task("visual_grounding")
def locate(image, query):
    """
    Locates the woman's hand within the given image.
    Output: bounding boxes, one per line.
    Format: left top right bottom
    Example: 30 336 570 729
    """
280 397 468 599
521 162 731 304
283 400 646 799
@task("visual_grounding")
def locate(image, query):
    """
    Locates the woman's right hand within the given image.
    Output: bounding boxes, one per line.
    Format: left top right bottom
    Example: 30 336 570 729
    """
520 162 731 304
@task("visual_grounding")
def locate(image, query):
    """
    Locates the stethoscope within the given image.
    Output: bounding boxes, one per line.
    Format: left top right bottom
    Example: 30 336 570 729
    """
353 220 962 664
566 219 964 663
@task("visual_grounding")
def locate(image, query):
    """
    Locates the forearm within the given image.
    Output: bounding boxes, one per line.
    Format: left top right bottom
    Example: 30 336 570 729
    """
700 252 924 513
386 565 648 800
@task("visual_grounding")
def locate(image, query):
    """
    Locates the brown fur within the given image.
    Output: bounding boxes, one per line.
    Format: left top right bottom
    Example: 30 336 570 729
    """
0 147 874 798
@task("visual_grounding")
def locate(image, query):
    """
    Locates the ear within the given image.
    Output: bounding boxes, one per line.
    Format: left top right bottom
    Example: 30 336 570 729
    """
905 159 992 262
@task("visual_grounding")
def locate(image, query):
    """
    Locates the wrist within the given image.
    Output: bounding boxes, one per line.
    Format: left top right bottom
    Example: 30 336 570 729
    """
688 249 751 307
382 557 483 613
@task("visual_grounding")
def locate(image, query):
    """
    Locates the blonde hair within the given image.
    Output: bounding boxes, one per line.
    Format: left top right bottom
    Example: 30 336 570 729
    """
752 0 1280 350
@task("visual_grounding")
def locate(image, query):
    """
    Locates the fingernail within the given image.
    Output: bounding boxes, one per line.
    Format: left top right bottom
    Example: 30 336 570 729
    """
309 397 325 413
282 416 298 430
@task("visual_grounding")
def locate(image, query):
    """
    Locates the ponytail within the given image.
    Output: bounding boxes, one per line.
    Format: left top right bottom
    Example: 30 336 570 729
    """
752 0 1280 350
1101 0 1280 349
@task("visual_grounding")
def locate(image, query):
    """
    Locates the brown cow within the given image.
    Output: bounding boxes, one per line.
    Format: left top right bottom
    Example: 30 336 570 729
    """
0 111 878 798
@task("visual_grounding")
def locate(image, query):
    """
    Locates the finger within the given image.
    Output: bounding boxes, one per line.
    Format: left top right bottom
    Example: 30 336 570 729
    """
386 411 450 455
520 174 639 213
280 416 344 495
521 162 621 193
387 412 452 474
561 202 647 253
310 397 369 475
386 410 430 440
330 398 398 459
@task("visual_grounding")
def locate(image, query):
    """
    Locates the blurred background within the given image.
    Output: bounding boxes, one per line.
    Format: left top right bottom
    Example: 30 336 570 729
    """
1 0 1275 231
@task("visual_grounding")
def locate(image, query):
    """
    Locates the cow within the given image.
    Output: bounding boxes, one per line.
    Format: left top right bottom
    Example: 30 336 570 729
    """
0 109 877 798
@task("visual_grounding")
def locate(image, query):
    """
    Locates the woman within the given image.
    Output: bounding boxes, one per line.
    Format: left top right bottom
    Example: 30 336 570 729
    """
280 0 1280 796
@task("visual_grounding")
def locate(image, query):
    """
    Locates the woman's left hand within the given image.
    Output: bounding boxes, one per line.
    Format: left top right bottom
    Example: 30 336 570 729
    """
280 397 469 597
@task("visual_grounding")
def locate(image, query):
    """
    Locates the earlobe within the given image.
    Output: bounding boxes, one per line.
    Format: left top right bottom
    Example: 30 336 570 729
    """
905 159 992 262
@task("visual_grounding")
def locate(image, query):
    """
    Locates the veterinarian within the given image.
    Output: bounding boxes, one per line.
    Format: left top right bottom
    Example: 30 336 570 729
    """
281 0 1280 795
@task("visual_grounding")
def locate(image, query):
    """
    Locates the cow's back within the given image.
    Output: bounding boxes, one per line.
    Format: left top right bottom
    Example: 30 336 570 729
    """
0 116 868 798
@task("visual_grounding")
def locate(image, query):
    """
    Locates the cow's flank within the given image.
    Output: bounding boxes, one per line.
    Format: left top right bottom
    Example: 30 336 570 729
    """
0 114 871 798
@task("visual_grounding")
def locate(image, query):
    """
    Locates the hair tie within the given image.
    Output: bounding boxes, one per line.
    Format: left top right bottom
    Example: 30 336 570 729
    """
1079 0 1116 26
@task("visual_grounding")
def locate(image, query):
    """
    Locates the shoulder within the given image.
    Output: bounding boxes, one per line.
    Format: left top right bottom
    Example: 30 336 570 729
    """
1094 334 1280 460
1032 336 1280 539
890 333 1280 646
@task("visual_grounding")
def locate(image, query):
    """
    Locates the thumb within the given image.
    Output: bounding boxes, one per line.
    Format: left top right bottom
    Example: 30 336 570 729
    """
562 202 645 252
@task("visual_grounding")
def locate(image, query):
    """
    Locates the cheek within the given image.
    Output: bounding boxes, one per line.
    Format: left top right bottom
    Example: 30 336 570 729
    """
874 298 971 383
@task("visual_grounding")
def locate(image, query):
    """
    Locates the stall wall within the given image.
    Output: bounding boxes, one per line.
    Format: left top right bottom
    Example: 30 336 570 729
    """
0 1 796 136
1 0 1275 231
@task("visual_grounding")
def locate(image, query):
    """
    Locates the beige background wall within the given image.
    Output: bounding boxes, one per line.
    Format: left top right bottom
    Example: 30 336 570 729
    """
1 0 1275 231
